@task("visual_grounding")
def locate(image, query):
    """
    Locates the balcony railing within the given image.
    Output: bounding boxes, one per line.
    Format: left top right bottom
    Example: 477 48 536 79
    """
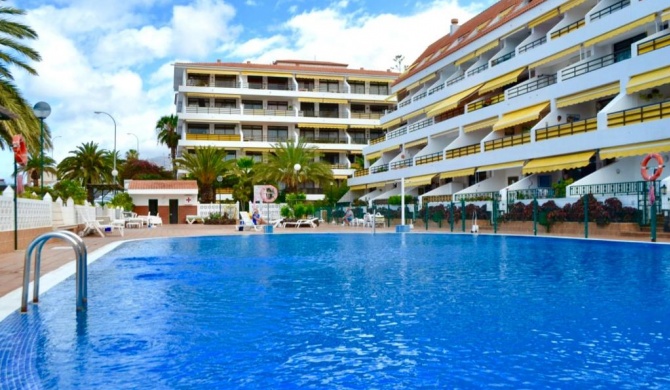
535 117 597 141
299 110 343 118
467 93 505 112
434 106 465 124
507 74 557 99
453 191 498 202
638 34 670 56
445 143 480 159
351 112 383 119
415 151 443 166
467 63 488 77
491 52 515 67
317 86 343 93
608 99 670 128
370 136 385 145
589 0 630 22
483 133 531 151
354 169 369 177
507 188 555 205
518 36 547 54
330 164 349 169
387 126 408 140
185 106 242 115
409 118 434 133
213 81 240 88
390 158 413 170
399 99 412 108
413 92 427 102
244 109 295 117
185 134 241 141
370 165 389 174
243 135 291 142
569 181 645 197
447 75 465 87
550 18 585 40
428 83 445 95
303 137 345 144
423 195 453 203
561 49 629 81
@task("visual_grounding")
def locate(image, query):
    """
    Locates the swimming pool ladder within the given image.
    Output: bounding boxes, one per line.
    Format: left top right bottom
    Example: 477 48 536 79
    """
21 230 88 313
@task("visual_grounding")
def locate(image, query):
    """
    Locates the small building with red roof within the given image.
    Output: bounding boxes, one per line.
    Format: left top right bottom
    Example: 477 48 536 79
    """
126 180 199 224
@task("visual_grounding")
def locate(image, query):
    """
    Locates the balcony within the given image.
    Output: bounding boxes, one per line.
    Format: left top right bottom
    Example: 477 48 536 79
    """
467 93 505 112
213 81 240 88
390 158 413 170
491 52 515 67
561 50 629 81
454 191 498 202
370 136 385 145
354 168 369 177
186 106 242 115
300 110 344 118
330 163 349 169
351 112 383 119
535 117 597 141
185 134 241 141
303 137 346 144
415 151 443 166
483 133 531 151
244 109 295 117
467 63 488 77
608 99 670 128
589 0 630 22
518 36 547 54
399 99 412 108
243 135 291 142
428 83 445 95
638 34 670 56
408 118 434 133
413 92 427 102
387 126 408 140
507 74 557 99
550 19 585 40
446 75 465 87
423 194 453 203
507 188 555 204
569 180 645 197
445 144 480 159
370 165 389 174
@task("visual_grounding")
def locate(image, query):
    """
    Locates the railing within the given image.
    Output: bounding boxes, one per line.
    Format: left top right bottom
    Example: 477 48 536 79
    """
399 99 412 108
245 109 295 117
370 136 385 145
390 158 413 170
299 110 343 118
351 112 383 119
330 164 349 169
561 50 629 81
415 151 443 166
447 75 465 86
350 137 368 144
550 18 585 40
303 137 345 144
413 92 427 102
454 191 498 202
608 99 670 127
483 133 531 151
434 106 465 123
445 144 480 159
569 181 644 196
354 168 369 177
213 81 240 88
589 0 630 21
491 52 515 67
467 63 488 77
186 133 241 141
422 195 453 203
370 165 389 174
245 135 291 143
387 126 408 140
317 85 343 93
518 36 547 54
638 34 670 56
467 93 505 112
507 188 555 205
507 74 557 99
428 83 445 95
185 106 241 115
535 117 597 141
408 118 434 133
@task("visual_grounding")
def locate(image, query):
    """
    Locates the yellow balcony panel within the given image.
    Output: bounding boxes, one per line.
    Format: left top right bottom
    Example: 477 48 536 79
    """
464 116 498 133
492 101 549 131
318 75 345 81
530 45 580 69
242 71 293 77
626 65 670 94
381 117 402 128
297 123 348 129
585 14 655 47
298 97 349 104
663 8 670 22
426 84 482 117
185 134 242 142
479 68 525 94
522 151 595 175
557 82 620 108
599 139 670 160
440 167 476 180
478 160 525 172
366 151 381 160
529 8 559 29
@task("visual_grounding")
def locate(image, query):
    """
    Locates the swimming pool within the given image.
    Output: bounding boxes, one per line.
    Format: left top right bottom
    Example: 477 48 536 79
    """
1 234 669 388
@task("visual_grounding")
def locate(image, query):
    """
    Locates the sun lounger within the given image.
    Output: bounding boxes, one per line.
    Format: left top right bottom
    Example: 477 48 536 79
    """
283 218 318 228
235 211 261 231
186 215 205 224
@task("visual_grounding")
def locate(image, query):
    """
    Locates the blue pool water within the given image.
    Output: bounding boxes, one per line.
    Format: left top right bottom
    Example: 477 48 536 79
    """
1 234 670 388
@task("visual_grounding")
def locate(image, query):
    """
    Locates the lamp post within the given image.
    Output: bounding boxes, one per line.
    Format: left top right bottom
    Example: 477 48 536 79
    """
94 111 118 183
217 175 223 215
32 102 51 192
127 132 139 155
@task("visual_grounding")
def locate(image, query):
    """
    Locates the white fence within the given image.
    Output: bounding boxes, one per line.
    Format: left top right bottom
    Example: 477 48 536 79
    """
197 202 240 219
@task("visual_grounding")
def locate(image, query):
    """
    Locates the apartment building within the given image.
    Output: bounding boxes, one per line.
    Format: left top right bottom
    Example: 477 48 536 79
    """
172 59 398 199
348 0 670 213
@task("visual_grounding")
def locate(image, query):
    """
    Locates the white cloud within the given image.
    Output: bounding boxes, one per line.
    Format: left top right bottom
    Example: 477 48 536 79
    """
230 35 287 58
171 0 241 58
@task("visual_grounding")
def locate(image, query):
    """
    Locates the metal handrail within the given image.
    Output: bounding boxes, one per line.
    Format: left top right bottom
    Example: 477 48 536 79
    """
22 230 88 312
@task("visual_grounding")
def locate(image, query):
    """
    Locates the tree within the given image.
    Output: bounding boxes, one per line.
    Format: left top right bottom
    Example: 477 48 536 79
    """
176 147 230 203
392 55 405 72
57 142 113 193
254 139 333 194
226 157 255 209
0 2 46 153
125 149 139 161
21 152 57 187
121 158 172 180
155 114 179 179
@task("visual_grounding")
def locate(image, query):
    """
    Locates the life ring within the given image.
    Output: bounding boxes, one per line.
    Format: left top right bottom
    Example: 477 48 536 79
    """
260 185 278 203
12 135 28 166
640 153 664 181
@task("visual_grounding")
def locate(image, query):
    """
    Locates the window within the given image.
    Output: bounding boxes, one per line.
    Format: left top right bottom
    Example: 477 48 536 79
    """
187 74 209 86
214 124 236 135
187 123 209 134
369 129 384 139
323 153 339 165
267 77 289 90
369 105 387 114
351 104 366 113
188 97 209 107
538 175 552 188
319 103 340 118
297 78 315 91
242 100 263 109
225 151 237 161
319 129 339 143
214 99 236 108
267 126 288 142
246 151 263 162
242 125 263 141
319 80 339 92
214 75 236 88
369 82 389 95
348 130 366 144
247 76 263 89
349 81 365 94
300 128 315 141
267 101 288 110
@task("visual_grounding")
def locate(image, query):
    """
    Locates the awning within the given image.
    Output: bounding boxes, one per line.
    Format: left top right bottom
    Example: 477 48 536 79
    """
478 160 525 172
557 82 620 108
522 151 595 174
493 101 549 131
479 68 525 94
455 51 477 66
333 175 349 180
403 109 425 121
560 0 587 13
318 75 345 81
599 139 670 160
585 14 655 47
348 77 396 83
626 65 670 94
440 167 476 180
403 174 436 186
298 97 348 104
404 73 438 91
381 145 399 153
663 8 670 22
296 74 317 79
349 124 381 129
382 117 402 128
529 9 559 29
405 138 427 148
297 123 348 129
242 71 292 77
464 116 498 133
530 45 580 68
426 84 482 117
476 40 499 56
366 151 381 159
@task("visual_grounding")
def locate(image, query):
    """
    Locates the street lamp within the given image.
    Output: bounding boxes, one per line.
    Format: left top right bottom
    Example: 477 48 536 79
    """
33 101 51 192
127 132 139 155
94 111 118 182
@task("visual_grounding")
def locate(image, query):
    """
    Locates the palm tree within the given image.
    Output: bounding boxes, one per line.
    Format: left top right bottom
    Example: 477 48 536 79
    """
176 147 230 203
125 149 139 161
155 114 179 179
21 152 57 187
226 157 255 209
0 2 45 153
254 139 333 194
57 142 113 190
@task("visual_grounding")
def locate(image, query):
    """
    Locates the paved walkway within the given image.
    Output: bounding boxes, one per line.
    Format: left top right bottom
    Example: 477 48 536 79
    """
1 222 667 299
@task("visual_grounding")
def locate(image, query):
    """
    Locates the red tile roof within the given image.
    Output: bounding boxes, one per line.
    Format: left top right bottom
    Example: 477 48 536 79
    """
128 180 198 191
395 0 547 86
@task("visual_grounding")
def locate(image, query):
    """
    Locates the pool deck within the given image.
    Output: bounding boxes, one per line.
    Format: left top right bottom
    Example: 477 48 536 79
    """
1 222 668 300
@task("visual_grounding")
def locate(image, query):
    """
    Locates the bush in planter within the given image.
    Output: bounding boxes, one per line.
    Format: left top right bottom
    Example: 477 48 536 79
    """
388 194 415 205
293 203 307 219
204 212 235 225
280 205 293 219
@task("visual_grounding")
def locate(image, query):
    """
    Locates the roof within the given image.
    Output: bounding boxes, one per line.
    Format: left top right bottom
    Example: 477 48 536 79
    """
128 180 198 191
395 0 546 86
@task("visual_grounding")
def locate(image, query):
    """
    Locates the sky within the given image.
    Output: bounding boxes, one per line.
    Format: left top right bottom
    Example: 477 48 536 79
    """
1 0 493 183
